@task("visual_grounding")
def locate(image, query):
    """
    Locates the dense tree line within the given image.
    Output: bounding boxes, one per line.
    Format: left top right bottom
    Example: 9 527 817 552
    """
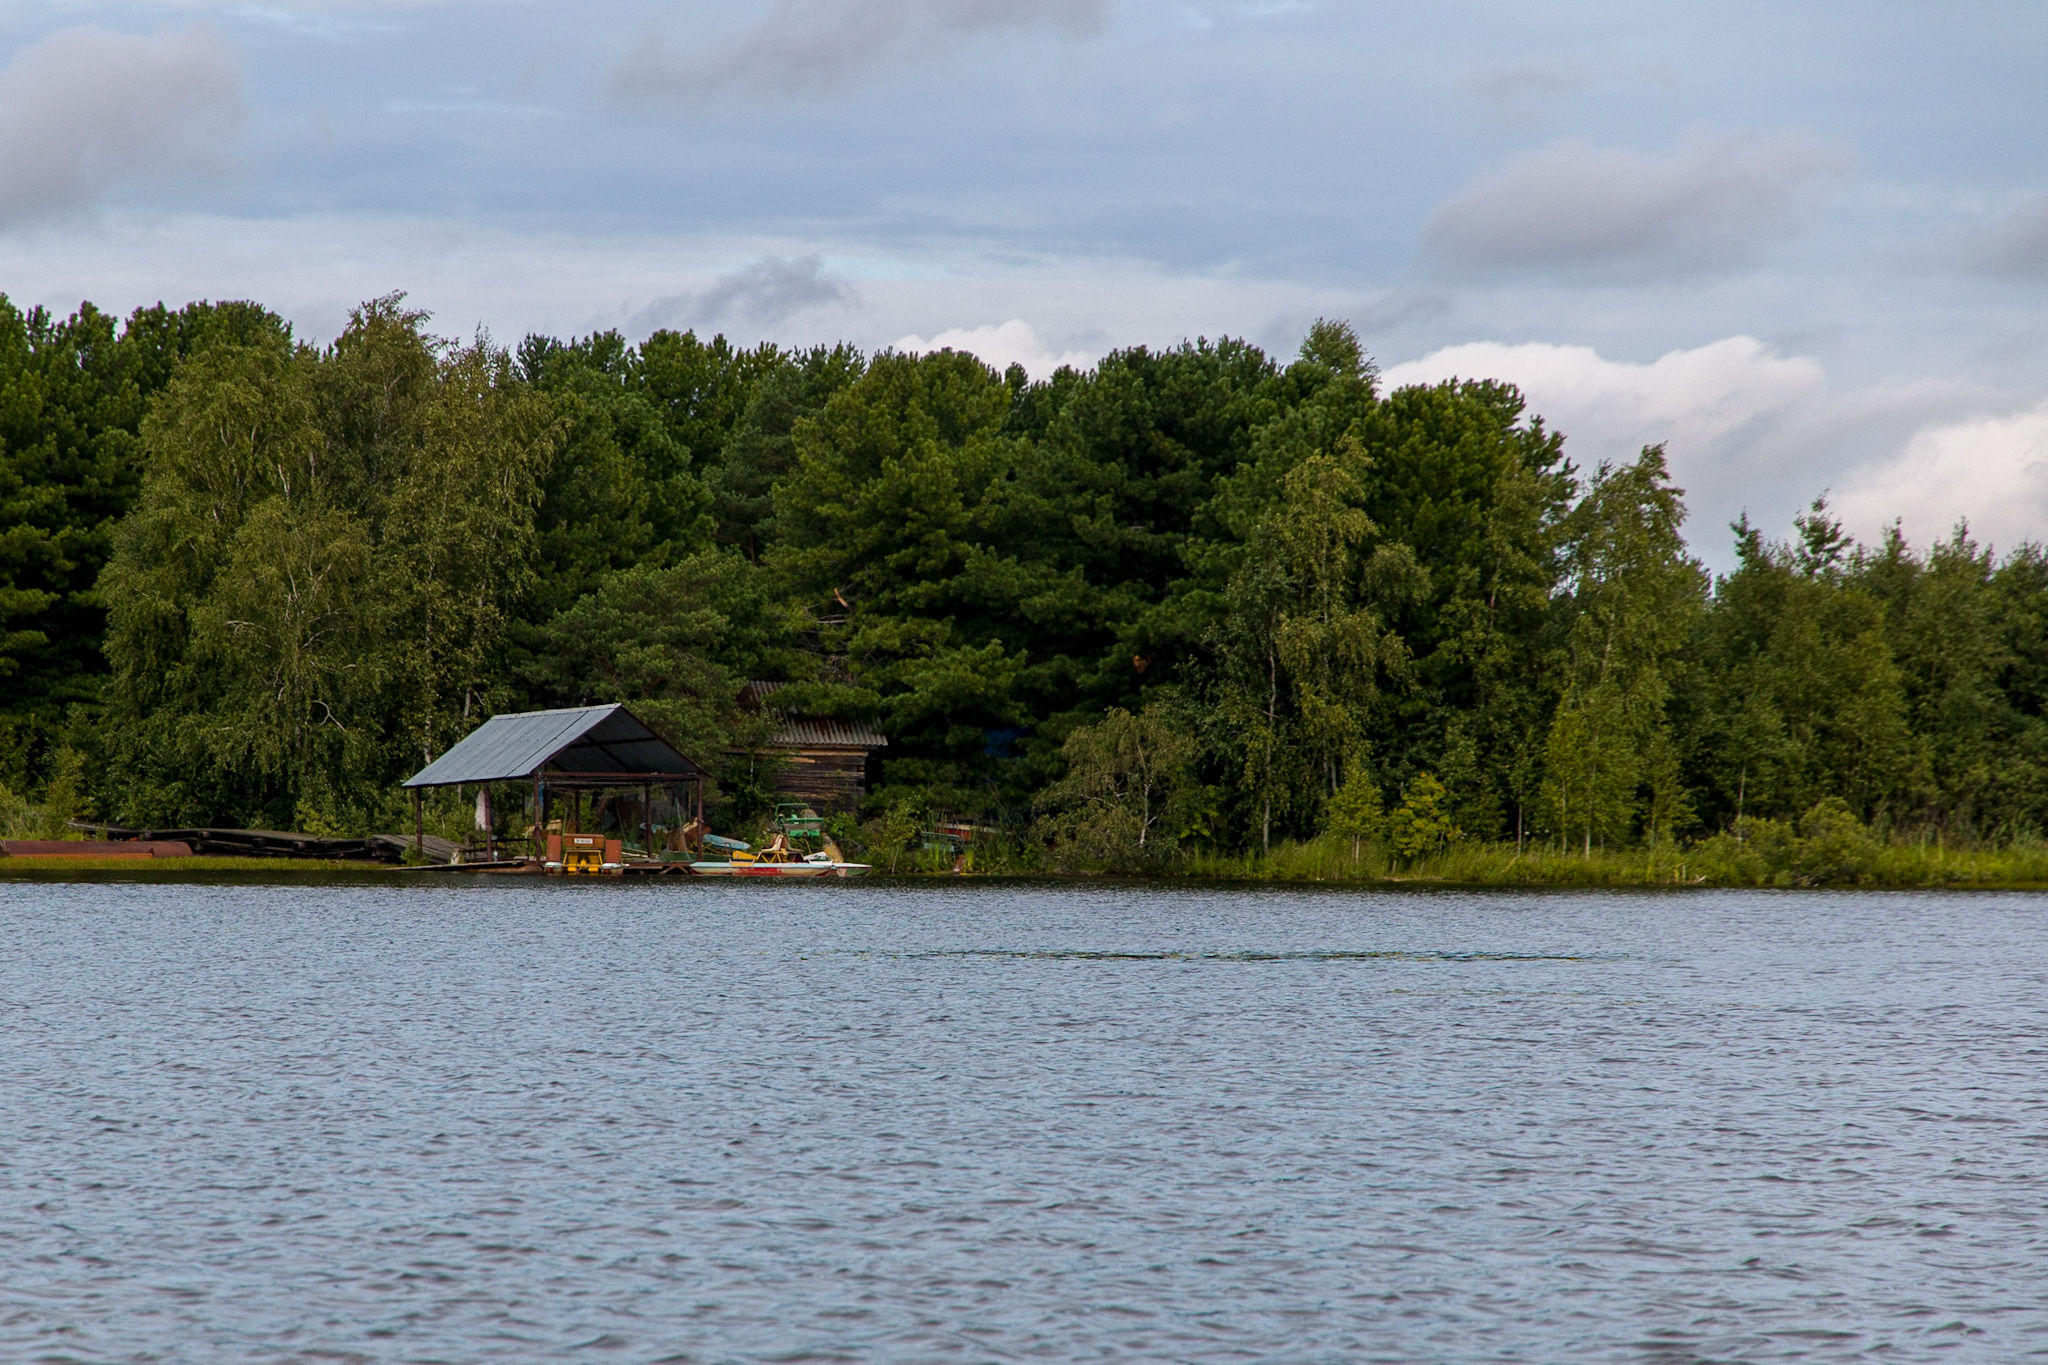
3 294 2044 858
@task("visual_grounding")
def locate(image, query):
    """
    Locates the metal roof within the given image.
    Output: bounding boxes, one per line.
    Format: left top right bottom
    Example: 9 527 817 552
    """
771 718 889 749
402 704 706 787
739 681 887 750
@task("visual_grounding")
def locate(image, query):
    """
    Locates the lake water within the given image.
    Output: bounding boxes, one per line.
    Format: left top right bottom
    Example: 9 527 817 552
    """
2 880 2044 1363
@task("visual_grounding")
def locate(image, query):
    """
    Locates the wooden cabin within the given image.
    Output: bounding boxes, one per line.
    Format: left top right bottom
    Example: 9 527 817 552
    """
734 681 887 812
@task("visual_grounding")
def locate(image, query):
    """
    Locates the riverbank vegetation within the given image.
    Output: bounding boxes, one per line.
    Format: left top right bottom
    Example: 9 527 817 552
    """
5 293 2047 887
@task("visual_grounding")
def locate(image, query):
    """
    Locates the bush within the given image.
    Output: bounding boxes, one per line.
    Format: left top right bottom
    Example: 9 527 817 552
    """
1689 798 1880 886
1793 797 1879 884
0 782 36 838
33 748 95 838
860 795 929 873
1385 773 1459 863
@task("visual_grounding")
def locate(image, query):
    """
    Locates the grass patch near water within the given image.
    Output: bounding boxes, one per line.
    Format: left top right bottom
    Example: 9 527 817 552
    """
1177 833 2048 889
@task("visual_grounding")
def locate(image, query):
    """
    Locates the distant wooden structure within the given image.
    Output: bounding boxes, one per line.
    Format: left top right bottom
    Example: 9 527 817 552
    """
3 839 193 859
403 703 707 861
734 681 887 812
71 824 406 862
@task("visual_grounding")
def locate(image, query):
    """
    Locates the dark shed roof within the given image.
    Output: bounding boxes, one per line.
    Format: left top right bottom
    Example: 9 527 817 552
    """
403 704 705 788
739 681 887 750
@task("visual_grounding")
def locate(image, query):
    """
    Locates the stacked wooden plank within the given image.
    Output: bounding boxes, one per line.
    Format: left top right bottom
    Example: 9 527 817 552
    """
2 839 194 858
67 824 416 862
367 833 461 864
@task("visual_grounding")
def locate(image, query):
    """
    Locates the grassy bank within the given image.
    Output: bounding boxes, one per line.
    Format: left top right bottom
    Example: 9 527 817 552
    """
7 840 2045 890
928 818 2048 888
1176 834 2048 889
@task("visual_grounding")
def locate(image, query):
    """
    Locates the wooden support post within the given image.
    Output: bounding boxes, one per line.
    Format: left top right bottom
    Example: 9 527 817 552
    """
413 788 423 859
644 782 652 863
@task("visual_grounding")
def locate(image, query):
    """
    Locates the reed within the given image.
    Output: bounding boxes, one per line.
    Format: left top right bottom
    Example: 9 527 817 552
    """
1153 833 2048 889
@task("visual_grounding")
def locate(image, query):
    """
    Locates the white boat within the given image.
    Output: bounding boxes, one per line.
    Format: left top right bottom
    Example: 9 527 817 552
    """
685 834 871 878
801 851 873 877
687 859 834 878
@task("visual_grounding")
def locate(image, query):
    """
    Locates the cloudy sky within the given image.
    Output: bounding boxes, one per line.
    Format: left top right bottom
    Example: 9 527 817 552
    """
3 0 2045 564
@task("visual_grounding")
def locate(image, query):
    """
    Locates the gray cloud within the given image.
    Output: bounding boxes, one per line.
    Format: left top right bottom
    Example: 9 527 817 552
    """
0 25 243 230
1468 59 1591 113
611 0 1107 102
629 254 856 335
1348 285 1452 335
1422 129 1848 278
1962 193 2048 278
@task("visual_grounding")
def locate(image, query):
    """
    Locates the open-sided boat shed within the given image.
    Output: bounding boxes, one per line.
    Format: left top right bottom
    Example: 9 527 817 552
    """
402 704 706 859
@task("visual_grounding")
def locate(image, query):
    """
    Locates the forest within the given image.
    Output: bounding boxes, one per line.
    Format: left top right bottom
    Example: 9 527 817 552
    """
4 293 2046 878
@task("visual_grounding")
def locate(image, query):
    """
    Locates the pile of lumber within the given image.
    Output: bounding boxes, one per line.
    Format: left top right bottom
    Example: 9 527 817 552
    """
2 839 194 859
64 824 442 862
368 832 461 864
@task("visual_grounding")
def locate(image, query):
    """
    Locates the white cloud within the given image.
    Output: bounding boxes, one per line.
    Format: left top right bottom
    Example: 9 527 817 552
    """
1382 336 2036 564
1422 129 1848 278
0 25 242 230
1385 335 1826 457
1830 404 2048 555
893 319 1095 379
611 0 1107 102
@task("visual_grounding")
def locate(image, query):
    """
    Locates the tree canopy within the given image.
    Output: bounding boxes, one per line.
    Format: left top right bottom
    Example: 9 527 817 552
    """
6 294 2045 858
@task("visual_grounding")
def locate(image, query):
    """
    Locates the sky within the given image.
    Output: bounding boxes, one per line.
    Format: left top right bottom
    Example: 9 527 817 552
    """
2 0 2045 566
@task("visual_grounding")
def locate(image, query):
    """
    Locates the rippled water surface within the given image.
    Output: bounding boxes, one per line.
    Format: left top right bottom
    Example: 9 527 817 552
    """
3 880 2046 1363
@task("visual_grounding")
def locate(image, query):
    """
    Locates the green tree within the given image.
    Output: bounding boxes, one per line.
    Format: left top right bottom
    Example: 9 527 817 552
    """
1270 449 1413 795
708 344 864 559
1542 447 1706 852
1688 503 1928 832
770 349 1039 809
523 550 806 808
96 299 554 830
1385 772 1457 862
1035 702 1197 868
1324 761 1384 861
0 296 288 781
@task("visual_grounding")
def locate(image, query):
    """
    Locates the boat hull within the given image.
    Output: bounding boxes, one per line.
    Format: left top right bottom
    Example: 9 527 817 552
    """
687 861 834 877
686 860 873 878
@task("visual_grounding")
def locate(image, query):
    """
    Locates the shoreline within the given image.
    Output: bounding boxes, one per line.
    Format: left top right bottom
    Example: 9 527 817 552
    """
5 850 2048 891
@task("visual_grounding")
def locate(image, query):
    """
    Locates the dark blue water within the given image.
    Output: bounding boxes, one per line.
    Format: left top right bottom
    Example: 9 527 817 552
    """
2 880 2044 1362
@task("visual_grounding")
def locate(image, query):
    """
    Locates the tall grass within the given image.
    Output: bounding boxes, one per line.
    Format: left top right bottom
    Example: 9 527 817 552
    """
1182 836 1704 885
1159 832 2048 888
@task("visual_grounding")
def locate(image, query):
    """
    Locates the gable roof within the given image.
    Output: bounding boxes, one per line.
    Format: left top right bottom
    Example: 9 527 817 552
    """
402 704 705 787
739 681 887 750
